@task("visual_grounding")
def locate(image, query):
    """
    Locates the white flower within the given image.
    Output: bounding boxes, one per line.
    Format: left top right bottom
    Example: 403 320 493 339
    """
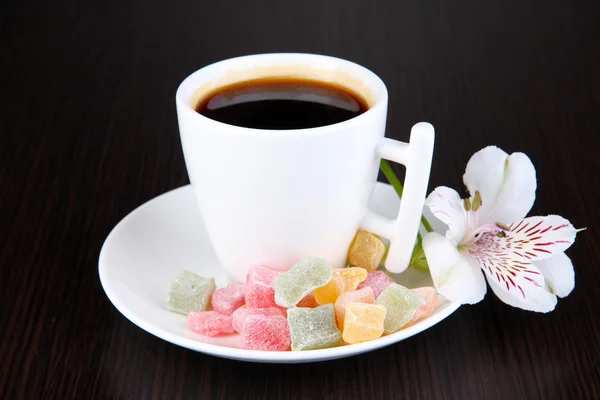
422 146 580 312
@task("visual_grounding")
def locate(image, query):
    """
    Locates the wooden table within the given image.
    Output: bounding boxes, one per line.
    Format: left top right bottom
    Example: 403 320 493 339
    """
2 0 599 398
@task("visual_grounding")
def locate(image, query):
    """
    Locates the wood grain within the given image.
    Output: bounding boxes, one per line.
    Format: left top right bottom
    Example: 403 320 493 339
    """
1 0 599 398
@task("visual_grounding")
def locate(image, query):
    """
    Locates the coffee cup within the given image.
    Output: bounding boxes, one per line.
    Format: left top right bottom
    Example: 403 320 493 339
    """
176 53 434 282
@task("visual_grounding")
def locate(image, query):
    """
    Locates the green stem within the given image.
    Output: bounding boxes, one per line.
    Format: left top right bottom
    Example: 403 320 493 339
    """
380 159 403 198
380 160 434 234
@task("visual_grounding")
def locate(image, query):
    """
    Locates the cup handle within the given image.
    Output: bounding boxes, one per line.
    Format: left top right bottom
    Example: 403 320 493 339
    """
361 122 435 273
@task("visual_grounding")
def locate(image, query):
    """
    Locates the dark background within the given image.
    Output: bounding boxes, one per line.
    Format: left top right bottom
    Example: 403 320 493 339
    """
1 0 599 399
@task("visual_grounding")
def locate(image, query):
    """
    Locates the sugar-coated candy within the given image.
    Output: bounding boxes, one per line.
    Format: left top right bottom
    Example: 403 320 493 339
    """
245 266 282 309
274 257 333 308
167 270 216 315
231 306 284 333
357 270 395 298
188 311 234 336
189 332 245 349
287 304 342 351
342 302 386 344
406 287 438 326
210 283 246 315
375 284 426 334
296 293 319 308
241 314 291 351
347 230 386 272
313 267 368 305
334 287 375 328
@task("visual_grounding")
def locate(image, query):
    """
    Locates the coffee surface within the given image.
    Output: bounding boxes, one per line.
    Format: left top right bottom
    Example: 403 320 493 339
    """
195 77 368 129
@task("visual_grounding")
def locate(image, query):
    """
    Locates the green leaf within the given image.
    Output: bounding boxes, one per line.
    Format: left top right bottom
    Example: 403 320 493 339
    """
410 241 429 272
380 159 404 198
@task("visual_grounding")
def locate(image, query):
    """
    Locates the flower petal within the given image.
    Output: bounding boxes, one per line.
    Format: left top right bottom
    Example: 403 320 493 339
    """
422 232 486 304
534 253 575 298
468 231 558 312
487 273 557 312
425 187 467 245
507 215 578 261
463 146 536 225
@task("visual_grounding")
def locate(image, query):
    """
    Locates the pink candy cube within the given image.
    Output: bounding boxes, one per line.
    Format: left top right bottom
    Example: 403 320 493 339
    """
210 283 246 315
187 311 235 336
231 306 284 333
241 314 291 351
357 270 395 298
334 286 375 328
406 287 438 326
245 266 282 309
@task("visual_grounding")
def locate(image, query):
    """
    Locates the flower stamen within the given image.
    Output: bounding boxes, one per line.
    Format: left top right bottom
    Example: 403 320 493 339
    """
472 190 483 211
496 222 511 231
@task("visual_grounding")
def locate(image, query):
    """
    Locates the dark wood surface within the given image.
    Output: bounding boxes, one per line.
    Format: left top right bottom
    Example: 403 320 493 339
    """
1 0 599 399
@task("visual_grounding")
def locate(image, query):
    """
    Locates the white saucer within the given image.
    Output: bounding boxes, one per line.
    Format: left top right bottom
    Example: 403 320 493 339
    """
99 182 460 363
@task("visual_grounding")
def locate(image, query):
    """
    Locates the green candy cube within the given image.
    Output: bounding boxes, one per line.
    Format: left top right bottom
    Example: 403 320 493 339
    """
287 304 342 351
274 257 333 308
167 270 216 315
375 284 426 334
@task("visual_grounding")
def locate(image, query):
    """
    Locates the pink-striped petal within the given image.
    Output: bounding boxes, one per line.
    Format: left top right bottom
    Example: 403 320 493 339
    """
468 231 546 300
487 271 557 313
425 187 468 246
506 215 578 261
466 219 575 312
463 147 536 225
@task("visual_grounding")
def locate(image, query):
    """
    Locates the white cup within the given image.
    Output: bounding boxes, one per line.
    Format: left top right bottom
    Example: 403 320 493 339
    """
176 53 434 282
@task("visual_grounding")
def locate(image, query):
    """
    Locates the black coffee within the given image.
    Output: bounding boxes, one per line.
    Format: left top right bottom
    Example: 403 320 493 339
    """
195 77 368 129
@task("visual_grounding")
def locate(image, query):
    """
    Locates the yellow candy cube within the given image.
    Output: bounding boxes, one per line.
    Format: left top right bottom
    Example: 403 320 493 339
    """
334 287 375 329
313 267 368 305
342 302 387 344
347 230 386 272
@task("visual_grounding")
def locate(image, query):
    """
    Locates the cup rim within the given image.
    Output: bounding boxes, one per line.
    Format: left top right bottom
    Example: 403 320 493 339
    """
175 53 388 136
